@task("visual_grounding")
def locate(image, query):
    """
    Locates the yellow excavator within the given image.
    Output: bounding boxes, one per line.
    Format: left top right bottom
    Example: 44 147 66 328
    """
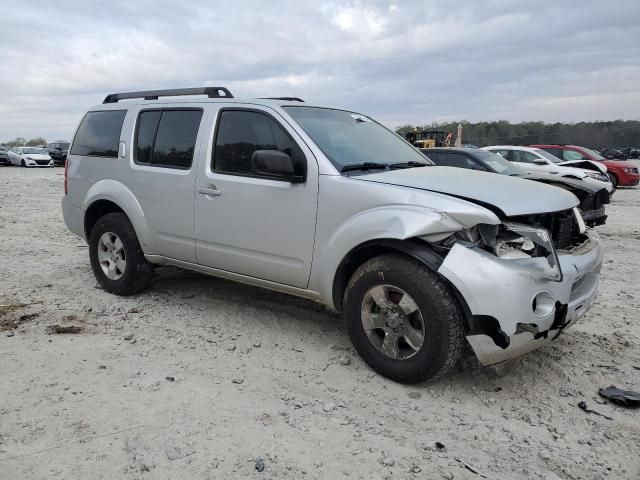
404 129 453 148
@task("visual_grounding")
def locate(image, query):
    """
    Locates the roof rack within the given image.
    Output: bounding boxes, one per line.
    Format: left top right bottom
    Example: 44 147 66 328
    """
103 87 233 104
260 97 304 102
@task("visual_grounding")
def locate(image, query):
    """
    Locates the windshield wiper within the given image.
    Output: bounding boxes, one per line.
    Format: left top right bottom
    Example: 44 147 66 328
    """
388 161 431 169
340 162 388 172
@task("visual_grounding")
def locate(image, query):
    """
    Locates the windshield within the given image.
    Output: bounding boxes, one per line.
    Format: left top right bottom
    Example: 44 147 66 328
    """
283 107 429 171
580 147 605 160
57 143 70 150
21 147 46 154
475 150 524 175
533 148 563 164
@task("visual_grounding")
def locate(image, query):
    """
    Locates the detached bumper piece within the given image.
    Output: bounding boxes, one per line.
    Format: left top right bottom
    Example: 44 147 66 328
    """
438 230 602 366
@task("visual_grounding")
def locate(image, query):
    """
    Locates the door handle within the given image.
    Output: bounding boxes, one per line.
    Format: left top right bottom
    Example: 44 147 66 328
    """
198 186 222 196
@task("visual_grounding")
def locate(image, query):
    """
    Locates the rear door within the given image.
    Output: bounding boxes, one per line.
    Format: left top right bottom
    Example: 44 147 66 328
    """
122 106 206 262
194 105 318 288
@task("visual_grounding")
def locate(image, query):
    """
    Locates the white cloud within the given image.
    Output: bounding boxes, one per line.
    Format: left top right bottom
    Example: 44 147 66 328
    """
0 0 638 141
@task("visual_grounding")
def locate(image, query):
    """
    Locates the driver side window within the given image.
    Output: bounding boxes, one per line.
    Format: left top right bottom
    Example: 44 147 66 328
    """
213 109 305 178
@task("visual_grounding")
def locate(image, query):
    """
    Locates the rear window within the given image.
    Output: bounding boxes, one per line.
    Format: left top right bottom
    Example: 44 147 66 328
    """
71 110 126 157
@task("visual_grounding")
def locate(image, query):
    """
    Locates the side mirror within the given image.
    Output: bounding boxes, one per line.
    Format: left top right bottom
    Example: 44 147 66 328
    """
533 159 547 165
252 150 305 183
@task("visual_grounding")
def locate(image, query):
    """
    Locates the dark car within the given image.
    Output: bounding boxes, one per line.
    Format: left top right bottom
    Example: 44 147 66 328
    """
421 147 609 226
601 147 640 160
0 146 11 166
46 141 70 166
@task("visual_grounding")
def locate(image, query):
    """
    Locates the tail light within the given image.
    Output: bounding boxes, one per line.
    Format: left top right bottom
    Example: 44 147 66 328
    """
64 158 69 194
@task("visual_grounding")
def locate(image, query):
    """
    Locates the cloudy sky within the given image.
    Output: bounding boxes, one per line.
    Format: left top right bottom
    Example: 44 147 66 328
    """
1 0 639 142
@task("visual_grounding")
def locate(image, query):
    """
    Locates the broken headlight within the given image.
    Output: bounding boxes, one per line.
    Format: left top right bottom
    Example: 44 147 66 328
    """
478 222 563 282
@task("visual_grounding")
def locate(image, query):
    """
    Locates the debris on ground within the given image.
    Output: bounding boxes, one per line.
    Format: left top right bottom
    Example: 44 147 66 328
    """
455 457 489 478
45 324 83 334
165 376 175 382
598 385 640 407
577 400 613 420
255 458 265 472
164 445 195 460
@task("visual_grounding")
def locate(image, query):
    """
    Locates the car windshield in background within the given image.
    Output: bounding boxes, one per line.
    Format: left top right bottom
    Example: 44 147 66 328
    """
476 150 523 175
533 148 563 164
283 107 430 171
581 147 606 160
21 148 46 154
58 143 70 150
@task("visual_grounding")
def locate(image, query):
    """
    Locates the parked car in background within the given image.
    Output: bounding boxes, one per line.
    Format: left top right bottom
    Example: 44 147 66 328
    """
0 146 11 166
422 147 609 226
8 146 54 167
62 86 603 383
531 144 640 189
46 141 70 166
600 147 639 160
482 145 613 192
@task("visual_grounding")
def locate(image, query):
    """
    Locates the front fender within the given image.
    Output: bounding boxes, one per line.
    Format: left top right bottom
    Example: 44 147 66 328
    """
82 180 153 251
310 205 486 308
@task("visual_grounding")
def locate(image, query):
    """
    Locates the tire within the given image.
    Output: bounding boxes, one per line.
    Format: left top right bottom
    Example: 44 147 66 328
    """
344 254 465 383
20 160 26 167
607 172 618 190
88 212 153 296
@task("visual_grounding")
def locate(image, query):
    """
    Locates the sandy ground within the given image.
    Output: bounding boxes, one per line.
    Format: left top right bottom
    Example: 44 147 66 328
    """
0 165 639 480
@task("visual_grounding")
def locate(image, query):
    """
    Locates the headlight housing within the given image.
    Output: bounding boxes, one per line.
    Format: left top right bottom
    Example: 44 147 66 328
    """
585 171 609 182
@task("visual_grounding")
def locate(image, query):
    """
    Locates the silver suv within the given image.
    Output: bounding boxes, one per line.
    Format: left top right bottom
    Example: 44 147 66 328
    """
62 87 603 383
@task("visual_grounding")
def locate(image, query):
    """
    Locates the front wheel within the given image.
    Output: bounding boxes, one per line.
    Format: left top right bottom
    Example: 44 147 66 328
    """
20 159 26 167
344 254 465 383
88 213 153 296
607 172 618 191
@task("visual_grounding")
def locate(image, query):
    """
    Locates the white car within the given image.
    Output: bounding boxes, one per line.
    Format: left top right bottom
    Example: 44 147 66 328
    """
482 145 613 192
8 147 54 167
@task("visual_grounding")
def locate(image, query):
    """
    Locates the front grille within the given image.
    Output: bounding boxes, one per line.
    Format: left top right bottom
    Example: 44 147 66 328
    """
35 160 50 165
551 211 576 249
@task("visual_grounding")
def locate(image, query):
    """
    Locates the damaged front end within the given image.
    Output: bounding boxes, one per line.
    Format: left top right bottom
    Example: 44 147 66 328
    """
432 207 603 366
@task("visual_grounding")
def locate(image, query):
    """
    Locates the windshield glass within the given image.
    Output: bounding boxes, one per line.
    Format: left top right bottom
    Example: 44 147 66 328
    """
283 107 429 170
475 150 524 175
21 147 46 154
533 148 563 164
57 143 70 150
580 147 605 160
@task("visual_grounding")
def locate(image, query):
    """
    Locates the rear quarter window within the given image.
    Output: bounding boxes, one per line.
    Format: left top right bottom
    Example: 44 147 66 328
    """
71 110 126 157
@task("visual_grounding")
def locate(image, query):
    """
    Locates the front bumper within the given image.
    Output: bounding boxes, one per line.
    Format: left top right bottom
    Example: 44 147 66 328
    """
438 229 603 365
617 171 640 186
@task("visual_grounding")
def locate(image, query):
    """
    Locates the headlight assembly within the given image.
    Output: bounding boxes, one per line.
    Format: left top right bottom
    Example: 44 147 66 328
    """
585 171 608 182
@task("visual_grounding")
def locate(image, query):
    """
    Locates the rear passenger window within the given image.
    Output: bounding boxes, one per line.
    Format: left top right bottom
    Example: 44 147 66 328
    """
71 110 126 157
134 109 202 169
213 109 304 177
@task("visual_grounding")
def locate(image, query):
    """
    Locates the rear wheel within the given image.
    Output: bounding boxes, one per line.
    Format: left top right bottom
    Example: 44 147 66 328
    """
344 254 465 383
89 213 153 296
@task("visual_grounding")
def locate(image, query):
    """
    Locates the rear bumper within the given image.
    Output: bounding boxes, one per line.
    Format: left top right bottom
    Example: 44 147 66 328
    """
61 196 85 241
438 229 603 365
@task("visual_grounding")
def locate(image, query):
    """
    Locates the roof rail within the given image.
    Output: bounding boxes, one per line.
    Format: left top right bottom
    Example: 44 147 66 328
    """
103 87 233 104
260 97 304 102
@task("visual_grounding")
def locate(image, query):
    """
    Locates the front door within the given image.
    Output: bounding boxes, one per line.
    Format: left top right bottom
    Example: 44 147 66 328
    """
194 106 318 288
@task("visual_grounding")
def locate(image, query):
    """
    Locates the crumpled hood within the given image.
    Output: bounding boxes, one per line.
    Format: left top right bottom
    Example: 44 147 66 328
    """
558 160 607 173
354 166 579 217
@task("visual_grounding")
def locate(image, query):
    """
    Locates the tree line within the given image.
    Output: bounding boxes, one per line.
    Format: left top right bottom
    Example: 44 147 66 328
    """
396 120 640 149
1 137 48 147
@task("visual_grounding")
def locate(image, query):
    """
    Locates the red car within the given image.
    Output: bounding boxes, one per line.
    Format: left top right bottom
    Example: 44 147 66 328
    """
531 144 640 189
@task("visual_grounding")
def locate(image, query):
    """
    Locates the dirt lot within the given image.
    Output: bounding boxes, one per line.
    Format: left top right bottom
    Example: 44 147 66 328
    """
1 166 639 480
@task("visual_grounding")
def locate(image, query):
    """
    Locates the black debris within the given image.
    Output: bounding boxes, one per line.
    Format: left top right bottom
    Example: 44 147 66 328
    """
598 385 640 407
255 458 265 472
578 400 613 420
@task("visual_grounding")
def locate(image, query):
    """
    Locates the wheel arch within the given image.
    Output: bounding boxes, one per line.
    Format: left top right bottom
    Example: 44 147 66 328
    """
82 180 152 251
330 238 472 329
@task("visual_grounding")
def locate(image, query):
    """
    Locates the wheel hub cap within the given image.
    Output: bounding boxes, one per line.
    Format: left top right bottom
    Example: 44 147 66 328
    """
97 232 126 280
360 285 426 360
